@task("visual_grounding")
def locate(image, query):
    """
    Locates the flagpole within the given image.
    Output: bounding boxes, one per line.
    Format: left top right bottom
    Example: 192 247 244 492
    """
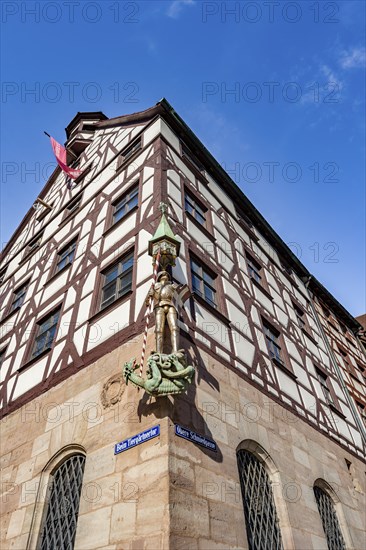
44 131 78 159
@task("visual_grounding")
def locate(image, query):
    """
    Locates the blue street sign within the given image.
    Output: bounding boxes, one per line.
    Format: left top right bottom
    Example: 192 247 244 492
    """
174 424 217 452
115 425 160 455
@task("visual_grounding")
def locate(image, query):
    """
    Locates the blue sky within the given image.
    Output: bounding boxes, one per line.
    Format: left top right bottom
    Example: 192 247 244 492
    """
1 0 365 316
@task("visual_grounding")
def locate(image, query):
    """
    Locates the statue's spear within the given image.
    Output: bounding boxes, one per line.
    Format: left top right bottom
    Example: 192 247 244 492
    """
138 249 161 383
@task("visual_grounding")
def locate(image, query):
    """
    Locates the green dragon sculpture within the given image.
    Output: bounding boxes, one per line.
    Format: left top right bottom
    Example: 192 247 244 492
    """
123 351 195 396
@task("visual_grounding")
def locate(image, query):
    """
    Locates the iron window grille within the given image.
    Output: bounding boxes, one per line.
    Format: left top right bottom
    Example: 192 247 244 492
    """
32 308 61 359
56 239 77 273
237 450 283 550
100 252 134 310
10 280 30 312
313 486 346 550
246 254 262 284
113 185 139 225
263 321 284 365
315 367 335 406
185 192 206 226
39 454 86 550
190 259 216 308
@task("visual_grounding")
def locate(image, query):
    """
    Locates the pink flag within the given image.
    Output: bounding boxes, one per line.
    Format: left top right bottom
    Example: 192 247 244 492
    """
50 137 82 180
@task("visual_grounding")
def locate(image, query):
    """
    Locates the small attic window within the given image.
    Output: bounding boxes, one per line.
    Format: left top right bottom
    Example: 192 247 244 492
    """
121 138 141 162
182 143 206 174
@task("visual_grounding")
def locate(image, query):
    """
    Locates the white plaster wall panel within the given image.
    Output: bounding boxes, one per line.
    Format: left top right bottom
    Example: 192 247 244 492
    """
276 369 300 401
135 252 153 285
303 333 320 359
126 149 151 179
96 203 109 226
274 267 293 292
12 360 46 400
194 305 229 348
216 347 231 362
291 361 311 388
198 182 221 211
142 119 161 146
253 286 274 316
300 388 317 414
251 242 268 265
232 331 255 367
282 288 292 307
266 272 281 294
293 287 307 308
212 214 230 242
141 173 154 201
0 358 11 383
73 328 84 356
333 415 352 440
64 287 77 311
186 220 213 253
42 270 69 304
349 426 362 449
255 327 267 354
205 175 234 212
194 330 211 349
76 295 93 326
168 149 195 182
51 342 64 367
273 304 288 328
318 348 330 368
271 289 285 311
170 199 183 225
78 218 92 240
250 305 261 328
82 268 97 297
140 196 152 221
167 168 180 187
58 309 73 342
102 213 137 253
173 258 188 286
226 301 249 333
87 301 130 351
217 250 234 275
134 281 153 322
160 120 180 151
167 179 182 207
137 230 152 257
222 280 244 311
284 337 303 364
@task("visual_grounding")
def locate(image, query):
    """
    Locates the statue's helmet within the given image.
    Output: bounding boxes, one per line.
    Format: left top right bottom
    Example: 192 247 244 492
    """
157 271 170 281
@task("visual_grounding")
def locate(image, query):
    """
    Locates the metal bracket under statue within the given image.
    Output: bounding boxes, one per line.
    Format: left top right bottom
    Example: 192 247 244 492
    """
122 203 195 397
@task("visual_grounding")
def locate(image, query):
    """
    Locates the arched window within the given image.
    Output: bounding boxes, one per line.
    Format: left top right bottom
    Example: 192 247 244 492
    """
313 486 346 550
237 450 283 550
38 453 86 550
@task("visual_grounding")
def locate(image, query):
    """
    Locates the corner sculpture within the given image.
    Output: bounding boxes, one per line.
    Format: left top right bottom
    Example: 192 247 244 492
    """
122 203 195 397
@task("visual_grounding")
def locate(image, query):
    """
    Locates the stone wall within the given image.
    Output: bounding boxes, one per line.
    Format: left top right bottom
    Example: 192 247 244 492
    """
1 333 365 549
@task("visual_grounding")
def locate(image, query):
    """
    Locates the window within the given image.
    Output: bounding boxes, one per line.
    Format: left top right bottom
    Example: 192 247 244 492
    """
315 367 335 406
10 280 30 312
32 308 61 359
27 232 44 255
237 450 283 550
100 252 134 310
121 138 141 161
113 184 139 225
190 258 216 308
55 238 77 273
66 194 82 215
182 144 206 174
263 320 284 365
246 254 262 284
292 302 306 329
185 191 206 226
38 454 86 550
313 486 346 550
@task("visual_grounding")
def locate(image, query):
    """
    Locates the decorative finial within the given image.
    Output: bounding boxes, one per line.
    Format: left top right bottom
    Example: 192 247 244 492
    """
158 202 168 215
